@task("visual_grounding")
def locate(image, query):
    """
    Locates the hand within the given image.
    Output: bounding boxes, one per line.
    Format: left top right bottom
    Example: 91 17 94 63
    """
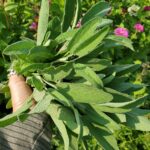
8 75 34 112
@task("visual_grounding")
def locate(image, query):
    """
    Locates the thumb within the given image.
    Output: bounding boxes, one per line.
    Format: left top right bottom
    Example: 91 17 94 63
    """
8 75 33 112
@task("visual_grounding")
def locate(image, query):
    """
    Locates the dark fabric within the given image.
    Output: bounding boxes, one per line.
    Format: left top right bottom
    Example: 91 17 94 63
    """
0 113 51 150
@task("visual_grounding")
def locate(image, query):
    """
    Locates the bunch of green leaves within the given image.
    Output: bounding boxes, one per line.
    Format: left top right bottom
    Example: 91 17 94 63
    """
0 0 150 150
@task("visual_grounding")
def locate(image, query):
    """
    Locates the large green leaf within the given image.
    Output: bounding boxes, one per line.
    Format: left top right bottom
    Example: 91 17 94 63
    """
104 64 140 75
46 103 70 150
27 46 53 62
129 108 150 116
105 88 132 102
93 105 131 113
66 26 109 59
125 112 150 131
98 96 147 108
49 89 71 106
65 17 108 56
82 1 111 24
74 63 103 88
3 40 35 55
83 105 120 131
57 105 89 136
49 89 86 138
86 122 119 150
62 0 76 32
77 58 111 72
37 0 49 45
93 96 147 113
56 82 113 104
106 35 134 51
109 82 143 92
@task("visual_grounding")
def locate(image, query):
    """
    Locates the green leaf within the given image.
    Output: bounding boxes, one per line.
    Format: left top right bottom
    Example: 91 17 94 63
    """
106 35 134 51
82 1 111 24
3 40 35 55
5 2 19 13
93 105 131 113
62 0 76 32
43 63 73 82
66 24 109 58
32 75 44 91
83 105 120 131
56 83 113 104
69 132 79 150
19 63 50 74
103 73 116 85
98 96 147 108
46 103 69 150
72 0 82 28
33 88 46 102
4 2 18 12
77 58 111 72
50 88 87 139
27 46 53 62
109 113 126 123
105 88 132 102
74 63 103 88
104 64 140 75
86 122 119 150
66 17 105 55
109 82 143 92
72 26 109 58
0 96 32 127
55 29 77 44
49 89 71 106
6 99 12 109
47 16 61 39
125 112 150 131
30 93 53 113
73 108 83 141
57 106 89 136
37 0 49 45
129 108 150 116
92 96 147 114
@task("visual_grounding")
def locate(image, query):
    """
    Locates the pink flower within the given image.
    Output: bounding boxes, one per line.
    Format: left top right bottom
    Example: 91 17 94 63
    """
76 21 81 28
29 22 38 30
144 6 150 11
114 27 129 38
134 23 144 32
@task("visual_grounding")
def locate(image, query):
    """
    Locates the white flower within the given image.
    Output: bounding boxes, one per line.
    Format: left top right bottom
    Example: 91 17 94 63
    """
128 4 140 16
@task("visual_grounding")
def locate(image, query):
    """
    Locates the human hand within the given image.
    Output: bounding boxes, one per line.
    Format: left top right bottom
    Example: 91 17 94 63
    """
8 74 34 112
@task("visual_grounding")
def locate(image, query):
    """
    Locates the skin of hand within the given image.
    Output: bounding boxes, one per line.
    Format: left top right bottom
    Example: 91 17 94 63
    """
8 75 34 112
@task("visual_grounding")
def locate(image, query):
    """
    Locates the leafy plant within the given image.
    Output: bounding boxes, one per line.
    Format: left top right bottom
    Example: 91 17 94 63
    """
0 0 150 150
